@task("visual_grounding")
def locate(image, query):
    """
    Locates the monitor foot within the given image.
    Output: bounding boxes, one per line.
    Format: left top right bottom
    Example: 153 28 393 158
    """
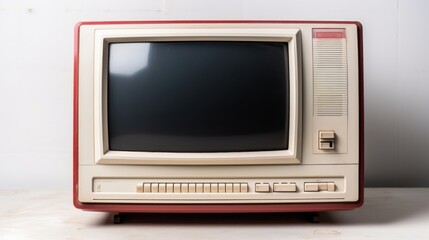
309 212 320 223
113 213 122 224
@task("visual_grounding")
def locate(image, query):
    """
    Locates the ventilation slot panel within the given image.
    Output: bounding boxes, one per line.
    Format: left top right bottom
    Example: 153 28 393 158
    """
313 38 348 116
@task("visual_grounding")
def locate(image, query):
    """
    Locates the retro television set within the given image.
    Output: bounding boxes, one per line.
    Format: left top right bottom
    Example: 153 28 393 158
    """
74 20 364 215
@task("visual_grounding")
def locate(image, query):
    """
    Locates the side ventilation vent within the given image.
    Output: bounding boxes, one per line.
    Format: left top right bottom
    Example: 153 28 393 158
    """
313 29 348 116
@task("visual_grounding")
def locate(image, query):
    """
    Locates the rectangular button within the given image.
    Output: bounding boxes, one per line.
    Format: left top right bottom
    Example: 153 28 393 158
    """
211 183 218 193
327 182 336 191
174 183 181 193
143 183 151 193
304 183 319 192
255 183 270 192
319 130 335 139
158 183 166 193
240 183 248 193
151 183 159 193
188 183 196 193
319 141 334 150
225 183 233 193
318 183 328 191
196 183 204 193
166 183 174 193
273 183 297 192
181 183 189 193
233 183 241 193
203 183 211 193
136 183 143 193
218 183 226 193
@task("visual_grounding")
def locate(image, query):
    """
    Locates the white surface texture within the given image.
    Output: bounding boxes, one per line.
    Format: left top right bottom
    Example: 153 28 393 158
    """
1 0 429 189
1 188 429 239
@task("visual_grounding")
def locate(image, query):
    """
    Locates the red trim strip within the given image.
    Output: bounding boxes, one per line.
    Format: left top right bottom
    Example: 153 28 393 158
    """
313 29 346 39
356 22 365 208
75 20 362 26
75 202 361 213
73 22 81 208
73 20 364 213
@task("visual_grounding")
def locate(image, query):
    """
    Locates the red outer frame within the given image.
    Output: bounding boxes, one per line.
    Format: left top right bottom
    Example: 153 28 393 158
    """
73 20 364 213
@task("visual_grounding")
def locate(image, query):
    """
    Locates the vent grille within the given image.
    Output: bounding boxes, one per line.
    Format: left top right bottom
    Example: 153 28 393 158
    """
313 38 348 116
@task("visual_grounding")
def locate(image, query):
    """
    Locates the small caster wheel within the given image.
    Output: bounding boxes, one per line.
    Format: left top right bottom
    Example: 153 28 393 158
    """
310 212 320 223
114 214 122 224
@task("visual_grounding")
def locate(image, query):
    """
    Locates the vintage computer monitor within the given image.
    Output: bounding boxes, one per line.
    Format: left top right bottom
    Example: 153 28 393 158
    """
74 21 364 214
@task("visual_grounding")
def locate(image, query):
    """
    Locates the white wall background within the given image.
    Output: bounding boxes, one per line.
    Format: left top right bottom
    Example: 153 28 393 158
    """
1 0 429 189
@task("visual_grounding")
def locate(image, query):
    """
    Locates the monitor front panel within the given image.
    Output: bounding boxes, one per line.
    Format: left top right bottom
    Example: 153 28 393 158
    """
75 22 362 209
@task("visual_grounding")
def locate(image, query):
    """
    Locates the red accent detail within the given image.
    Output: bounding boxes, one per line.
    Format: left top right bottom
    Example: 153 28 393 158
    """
73 20 364 213
73 22 81 209
74 202 361 213
356 22 365 208
313 29 346 39
74 20 362 25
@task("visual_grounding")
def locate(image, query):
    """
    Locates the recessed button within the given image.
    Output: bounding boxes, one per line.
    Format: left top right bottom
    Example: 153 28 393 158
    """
327 182 336 191
143 183 152 193
188 183 196 193
151 183 159 193
304 183 319 192
233 183 241 193
318 183 328 191
136 183 143 193
211 183 218 193
255 183 270 192
273 183 297 192
226 183 233 193
181 183 189 193
203 183 211 193
218 183 226 193
240 183 248 193
319 130 335 139
304 182 336 192
174 183 181 193
318 130 335 150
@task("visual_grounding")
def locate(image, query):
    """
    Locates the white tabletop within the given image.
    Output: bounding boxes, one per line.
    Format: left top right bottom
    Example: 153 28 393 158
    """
1 188 428 239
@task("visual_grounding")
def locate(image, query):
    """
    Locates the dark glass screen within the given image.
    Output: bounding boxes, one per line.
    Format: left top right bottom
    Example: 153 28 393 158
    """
108 41 289 152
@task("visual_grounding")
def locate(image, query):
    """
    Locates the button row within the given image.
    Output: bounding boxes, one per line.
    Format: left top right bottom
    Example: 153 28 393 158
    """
255 183 297 193
304 182 335 192
137 183 248 193
255 182 336 193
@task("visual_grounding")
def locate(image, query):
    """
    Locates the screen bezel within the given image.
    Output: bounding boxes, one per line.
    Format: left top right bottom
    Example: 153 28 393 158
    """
92 24 302 165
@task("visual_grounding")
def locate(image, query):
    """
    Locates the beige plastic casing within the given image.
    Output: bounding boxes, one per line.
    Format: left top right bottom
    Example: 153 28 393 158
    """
77 23 360 204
